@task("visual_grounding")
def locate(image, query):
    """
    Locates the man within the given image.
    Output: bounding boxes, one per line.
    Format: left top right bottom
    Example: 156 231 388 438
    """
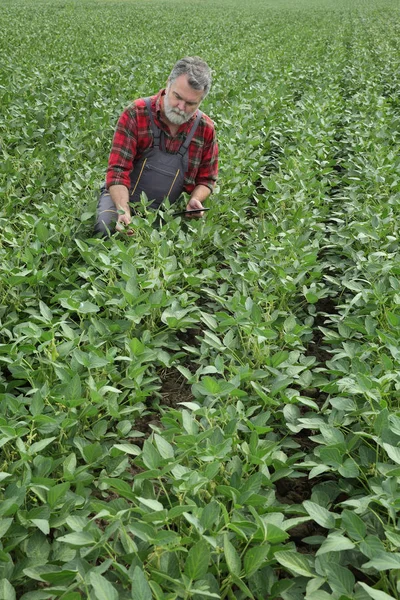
95 56 218 236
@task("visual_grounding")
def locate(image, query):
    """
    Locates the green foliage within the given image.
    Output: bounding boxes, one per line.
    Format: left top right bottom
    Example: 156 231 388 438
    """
1 0 400 597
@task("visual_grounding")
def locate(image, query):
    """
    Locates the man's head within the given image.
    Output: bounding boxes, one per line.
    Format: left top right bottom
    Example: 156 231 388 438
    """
164 57 212 126
168 56 212 98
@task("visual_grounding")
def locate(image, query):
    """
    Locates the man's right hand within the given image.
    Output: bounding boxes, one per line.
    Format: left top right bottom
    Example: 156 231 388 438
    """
116 210 134 235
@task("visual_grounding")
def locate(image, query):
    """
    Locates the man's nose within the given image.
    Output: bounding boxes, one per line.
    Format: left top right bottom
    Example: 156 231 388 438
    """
177 100 186 111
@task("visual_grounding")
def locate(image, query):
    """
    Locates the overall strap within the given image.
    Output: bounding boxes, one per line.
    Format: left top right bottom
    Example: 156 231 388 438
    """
144 97 163 148
178 110 203 157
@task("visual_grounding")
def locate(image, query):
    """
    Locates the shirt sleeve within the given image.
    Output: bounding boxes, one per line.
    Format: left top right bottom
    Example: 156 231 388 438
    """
194 121 219 192
106 107 138 189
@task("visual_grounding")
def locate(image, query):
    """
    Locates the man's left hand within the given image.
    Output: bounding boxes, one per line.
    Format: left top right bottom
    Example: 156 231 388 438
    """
186 197 205 218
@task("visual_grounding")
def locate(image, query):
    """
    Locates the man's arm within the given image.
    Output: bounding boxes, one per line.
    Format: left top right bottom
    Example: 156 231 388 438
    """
106 107 138 233
186 116 218 218
109 184 133 233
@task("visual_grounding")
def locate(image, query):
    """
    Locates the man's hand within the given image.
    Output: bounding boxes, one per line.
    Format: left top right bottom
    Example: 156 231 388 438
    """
186 197 205 218
109 185 134 235
116 209 134 235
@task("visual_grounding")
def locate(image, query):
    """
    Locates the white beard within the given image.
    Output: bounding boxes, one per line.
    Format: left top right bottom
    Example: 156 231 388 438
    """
164 93 195 125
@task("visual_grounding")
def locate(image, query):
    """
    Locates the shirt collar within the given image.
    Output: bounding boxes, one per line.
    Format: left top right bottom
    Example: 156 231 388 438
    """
155 88 164 116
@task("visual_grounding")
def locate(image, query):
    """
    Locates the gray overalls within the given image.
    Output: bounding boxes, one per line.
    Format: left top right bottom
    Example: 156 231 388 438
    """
95 97 203 236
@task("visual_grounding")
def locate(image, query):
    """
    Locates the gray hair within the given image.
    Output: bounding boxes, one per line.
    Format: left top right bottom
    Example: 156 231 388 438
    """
168 56 212 98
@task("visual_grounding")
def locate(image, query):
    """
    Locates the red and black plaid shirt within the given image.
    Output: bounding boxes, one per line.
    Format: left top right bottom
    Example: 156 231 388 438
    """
106 89 218 194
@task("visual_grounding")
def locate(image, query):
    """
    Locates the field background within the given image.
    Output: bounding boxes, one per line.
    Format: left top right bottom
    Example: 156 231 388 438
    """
2 0 400 598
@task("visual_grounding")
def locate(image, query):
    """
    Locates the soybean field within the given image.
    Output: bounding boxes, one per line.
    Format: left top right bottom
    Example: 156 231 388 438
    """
1 0 400 598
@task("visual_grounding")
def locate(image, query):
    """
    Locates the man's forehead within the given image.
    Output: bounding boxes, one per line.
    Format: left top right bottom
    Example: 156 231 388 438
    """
169 75 204 103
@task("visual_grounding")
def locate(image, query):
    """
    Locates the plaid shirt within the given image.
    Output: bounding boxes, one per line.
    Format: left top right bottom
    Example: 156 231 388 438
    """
106 89 218 194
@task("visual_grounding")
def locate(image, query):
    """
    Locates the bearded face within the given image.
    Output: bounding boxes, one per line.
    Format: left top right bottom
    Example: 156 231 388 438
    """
164 91 194 125
163 75 204 126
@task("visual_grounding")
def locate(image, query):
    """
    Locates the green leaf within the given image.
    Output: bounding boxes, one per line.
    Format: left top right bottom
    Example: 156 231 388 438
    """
309 465 331 479
263 178 276 191
230 573 255 599
176 365 194 382
101 478 136 501
284 315 296 332
265 523 289 544
113 443 141 456
341 509 366 541
76 301 100 314
0 518 13 539
200 501 221 531
57 532 96 546
306 576 327 596
28 437 56 455
30 391 44 417
19 592 51 600
154 434 174 459
275 551 315 578
327 563 355 595
47 483 70 508
182 409 198 435
0 579 16 600
363 552 400 571
316 533 355 555
65 374 82 401
73 349 109 368
386 312 400 328
82 443 105 464
305 292 319 304
63 453 77 477
319 447 342 468
202 331 224 350
184 540 210 580
39 301 53 322
137 497 164 512
142 440 162 469
187 588 219 599
36 221 49 243
383 443 400 465
358 582 397 600
270 375 293 395
31 519 50 535
40 569 78 585
338 458 359 478
200 312 218 330
25 531 50 560
131 566 152 600
303 501 336 529
388 415 400 437
244 545 270 576
360 536 386 559
224 535 241 576
194 376 235 397
385 529 400 548
90 572 118 600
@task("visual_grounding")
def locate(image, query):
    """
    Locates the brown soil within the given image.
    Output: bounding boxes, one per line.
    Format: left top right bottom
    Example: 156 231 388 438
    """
126 367 194 445
159 367 194 407
275 476 312 505
305 295 338 364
